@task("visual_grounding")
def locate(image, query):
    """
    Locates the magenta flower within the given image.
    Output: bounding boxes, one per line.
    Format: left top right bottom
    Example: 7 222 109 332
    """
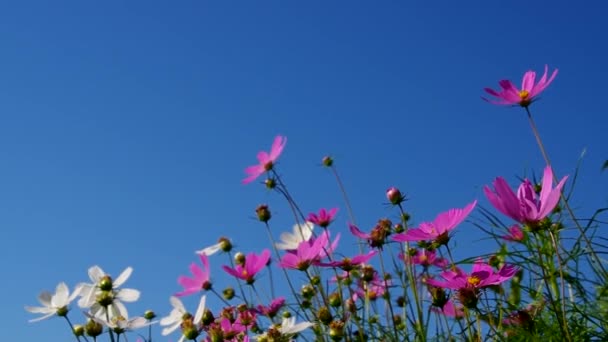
484 166 567 226
502 225 525 242
242 135 287 184
319 250 378 271
392 201 477 244
256 297 285 318
401 249 448 269
307 208 338 228
279 230 340 271
176 254 212 297
427 260 518 291
222 249 270 284
483 65 558 107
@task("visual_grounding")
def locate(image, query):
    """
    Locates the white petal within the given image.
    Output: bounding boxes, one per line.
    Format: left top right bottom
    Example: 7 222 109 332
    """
77 284 96 308
169 296 185 312
88 265 105 282
127 317 149 329
111 301 129 319
114 267 133 288
52 282 69 307
28 312 55 322
193 295 206 323
196 243 221 256
37 291 52 307
161 321 181 336
159 311 180 326
24 306 53 314
116 288 140 302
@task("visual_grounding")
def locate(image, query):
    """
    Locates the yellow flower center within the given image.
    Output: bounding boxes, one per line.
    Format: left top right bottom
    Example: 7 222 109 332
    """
467 276 481 286
519 90 530 99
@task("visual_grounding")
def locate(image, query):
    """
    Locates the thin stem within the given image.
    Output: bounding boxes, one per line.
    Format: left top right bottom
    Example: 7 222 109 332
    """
525 106 607 278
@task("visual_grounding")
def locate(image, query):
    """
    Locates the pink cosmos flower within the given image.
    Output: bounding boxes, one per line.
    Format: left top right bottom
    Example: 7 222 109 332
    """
176 254 212 297
426 260 518 291
319 250 378 271
392 201 477 243
353 272 391 302
502 225 525 242
401 249 448 269
279 230 340 271
242 135 287 184
484 166 567 226
222 249 271 284
483 65 558 107
256 297 285 318
307 208 338 228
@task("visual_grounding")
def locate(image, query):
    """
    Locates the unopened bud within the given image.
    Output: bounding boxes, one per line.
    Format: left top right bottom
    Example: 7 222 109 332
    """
386 187 405 205
322 156 334 167
256 204 271 222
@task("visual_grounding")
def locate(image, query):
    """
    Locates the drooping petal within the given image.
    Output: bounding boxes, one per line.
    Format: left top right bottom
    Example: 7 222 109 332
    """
269 135 287 161
88 265 105 283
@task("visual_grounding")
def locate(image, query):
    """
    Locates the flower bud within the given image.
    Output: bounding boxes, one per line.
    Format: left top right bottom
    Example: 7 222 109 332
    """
310 275 321 286
393 223 404 233
329 320 345 341
85 319 103 337
72 325 84 337
282 310 292 318
256 204 271 223
223 287 235 300
386 187 405 205
329 292 342 307
264 178 276 189
301 284 316 299
396 296 406 307
202 309 214 326
322 156 334 167
219 237 233 252
144 310 156 320
317 306 333 325
234 252 246 266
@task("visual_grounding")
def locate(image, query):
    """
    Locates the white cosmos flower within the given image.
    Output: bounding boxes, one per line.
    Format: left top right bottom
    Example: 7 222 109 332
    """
76 266 140 319
85 311 152 332
25 282 80 322
275 222 315 250
279 316 314 335
160 295 206 342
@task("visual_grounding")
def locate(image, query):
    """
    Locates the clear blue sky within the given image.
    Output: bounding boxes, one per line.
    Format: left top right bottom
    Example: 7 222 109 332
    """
2 1 607 340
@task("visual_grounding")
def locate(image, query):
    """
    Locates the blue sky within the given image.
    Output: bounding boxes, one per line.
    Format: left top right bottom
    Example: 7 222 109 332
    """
2 1 607 340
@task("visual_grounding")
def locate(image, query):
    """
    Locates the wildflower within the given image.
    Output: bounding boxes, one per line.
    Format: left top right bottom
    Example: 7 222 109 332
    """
392 201 477 245
402 249 448 269
307 208 338 228
222 249 271 284
76 266 140 319
503 224 525 242
256 297 285 318
483 65 558 107
319 250 378 272
25 282 80 322
349 219 392 248
84 312 151 335
176 253 212 297
275 222 315 250
484 166 567 227
243 135 287 184
160 295 206 341
280 230 340 271
196 237 232 256
427 260 518 308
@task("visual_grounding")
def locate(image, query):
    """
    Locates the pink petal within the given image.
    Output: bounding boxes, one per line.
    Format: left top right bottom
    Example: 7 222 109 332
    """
521 70 536 91
269 136 287 161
